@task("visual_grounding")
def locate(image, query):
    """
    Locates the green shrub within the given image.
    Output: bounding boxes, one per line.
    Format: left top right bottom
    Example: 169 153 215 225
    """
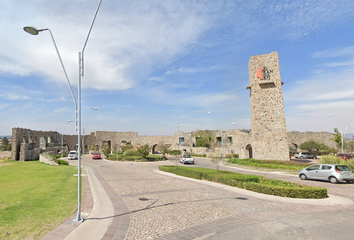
159 166 327 199
228 158 309 171
320 155 354 171
57 159 69 165
124 149 138 156
190 154 206 157
169 150 181 155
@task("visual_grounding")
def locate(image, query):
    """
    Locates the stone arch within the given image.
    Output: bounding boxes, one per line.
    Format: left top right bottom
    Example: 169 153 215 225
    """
245 144 253 158
152 144 158 154
63 144 70 153
289 143 298 152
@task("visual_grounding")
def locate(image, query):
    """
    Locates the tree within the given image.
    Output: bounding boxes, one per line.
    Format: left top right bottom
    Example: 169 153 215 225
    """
332 128 342 148
299 139 331 155
137 144 150 159
193 130 215 148
102 146 111 158
1 137 9 151
156 142 170 155
196 137 211 148
7 143 11 151
121 142 134 153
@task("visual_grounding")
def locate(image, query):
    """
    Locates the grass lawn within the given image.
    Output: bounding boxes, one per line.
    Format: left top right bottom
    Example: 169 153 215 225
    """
0 159 77 239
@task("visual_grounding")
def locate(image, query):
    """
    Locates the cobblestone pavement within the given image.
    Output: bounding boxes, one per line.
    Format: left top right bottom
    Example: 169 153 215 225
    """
83 158 354 240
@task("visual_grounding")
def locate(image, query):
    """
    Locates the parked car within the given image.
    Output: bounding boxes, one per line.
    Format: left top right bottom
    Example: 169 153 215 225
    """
92 152 101 159
180 155 195 164
68 151 78 160
299 164 354 184
337 154 352 160
294 152 314 159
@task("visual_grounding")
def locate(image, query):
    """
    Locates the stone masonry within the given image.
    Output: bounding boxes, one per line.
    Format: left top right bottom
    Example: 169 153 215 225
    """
247 52 289 160
11 127 337 161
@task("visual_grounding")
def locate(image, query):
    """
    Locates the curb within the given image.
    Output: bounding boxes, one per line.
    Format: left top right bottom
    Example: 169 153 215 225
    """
154 169 353 206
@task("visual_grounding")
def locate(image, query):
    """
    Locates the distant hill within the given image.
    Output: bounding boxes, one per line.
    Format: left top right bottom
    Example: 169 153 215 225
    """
0 135 12 139
345 133 354 140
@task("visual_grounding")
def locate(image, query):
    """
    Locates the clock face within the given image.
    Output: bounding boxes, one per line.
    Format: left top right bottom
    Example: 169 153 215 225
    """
256 66 273 80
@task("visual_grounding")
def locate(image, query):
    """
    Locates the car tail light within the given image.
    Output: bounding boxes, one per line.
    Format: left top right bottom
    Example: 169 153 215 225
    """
335 169 342 174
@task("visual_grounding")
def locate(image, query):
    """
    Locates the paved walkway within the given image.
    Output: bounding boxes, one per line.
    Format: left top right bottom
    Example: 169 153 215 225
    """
41 157 354 240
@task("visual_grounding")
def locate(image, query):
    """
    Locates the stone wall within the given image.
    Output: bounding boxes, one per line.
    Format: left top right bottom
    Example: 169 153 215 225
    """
287 131 336 150
39 154 58 166
11 127 338 161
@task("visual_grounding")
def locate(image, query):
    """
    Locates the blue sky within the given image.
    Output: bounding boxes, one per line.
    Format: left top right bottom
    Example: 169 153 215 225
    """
1 0 354 136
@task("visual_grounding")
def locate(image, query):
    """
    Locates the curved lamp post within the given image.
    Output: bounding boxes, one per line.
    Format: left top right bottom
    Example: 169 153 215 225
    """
23 26 78 130
23 0 102 224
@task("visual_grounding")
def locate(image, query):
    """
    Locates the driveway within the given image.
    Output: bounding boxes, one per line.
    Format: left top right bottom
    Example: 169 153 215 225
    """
78 156 354 240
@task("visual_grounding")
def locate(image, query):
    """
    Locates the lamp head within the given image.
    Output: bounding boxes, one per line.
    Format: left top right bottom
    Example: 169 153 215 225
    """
23 26 40 35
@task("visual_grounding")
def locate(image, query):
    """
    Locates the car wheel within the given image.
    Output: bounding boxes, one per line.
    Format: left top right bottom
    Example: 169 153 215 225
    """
329 176 338 184
300 156 304 159
299 174 307 180
345 180 354 184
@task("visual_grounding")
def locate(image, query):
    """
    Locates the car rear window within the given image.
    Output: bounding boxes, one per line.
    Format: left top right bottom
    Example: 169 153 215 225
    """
335 165 350 171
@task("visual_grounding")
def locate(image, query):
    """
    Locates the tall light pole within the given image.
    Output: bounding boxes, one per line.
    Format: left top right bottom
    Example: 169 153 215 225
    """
75 0 103 222
176 122 182 158
342 123 353 153
23 0 103 223
82 107 98 166
61 120 74 158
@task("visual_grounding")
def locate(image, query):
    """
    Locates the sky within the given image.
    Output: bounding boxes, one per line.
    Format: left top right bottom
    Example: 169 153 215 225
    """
1 0 354 137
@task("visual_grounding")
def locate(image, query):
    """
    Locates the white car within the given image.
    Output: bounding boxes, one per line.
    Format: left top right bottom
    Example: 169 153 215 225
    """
68 151 78 160
294 152 314 159
180 155 195 164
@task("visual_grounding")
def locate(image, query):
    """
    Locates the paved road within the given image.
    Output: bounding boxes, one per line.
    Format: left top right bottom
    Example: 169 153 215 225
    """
71 156 354 240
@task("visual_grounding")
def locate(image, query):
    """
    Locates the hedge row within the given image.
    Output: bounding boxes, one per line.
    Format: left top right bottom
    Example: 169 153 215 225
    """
159 166 327 199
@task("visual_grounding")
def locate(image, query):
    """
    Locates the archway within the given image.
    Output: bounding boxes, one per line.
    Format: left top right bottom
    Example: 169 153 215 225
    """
245 144 253 158
152 144 158 154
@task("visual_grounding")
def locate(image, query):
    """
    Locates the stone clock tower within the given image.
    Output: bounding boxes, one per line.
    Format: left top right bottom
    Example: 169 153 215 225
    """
247 52 289 160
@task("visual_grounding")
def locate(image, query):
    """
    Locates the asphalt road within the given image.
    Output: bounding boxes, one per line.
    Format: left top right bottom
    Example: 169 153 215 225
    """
81 156 354 240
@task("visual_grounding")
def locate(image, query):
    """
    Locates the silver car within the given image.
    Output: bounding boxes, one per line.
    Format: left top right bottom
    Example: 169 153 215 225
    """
299 164 354 184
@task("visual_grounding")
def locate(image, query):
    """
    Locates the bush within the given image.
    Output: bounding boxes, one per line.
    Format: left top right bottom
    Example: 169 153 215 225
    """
320 155 354 171
191 154 206 157
169 150 181 155
57 159 69 165
124 149 138 156
228 158 309 171
159 166 327 199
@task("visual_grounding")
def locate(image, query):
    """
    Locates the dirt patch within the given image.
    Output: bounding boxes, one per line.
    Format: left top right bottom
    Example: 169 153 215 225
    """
0 156 12 166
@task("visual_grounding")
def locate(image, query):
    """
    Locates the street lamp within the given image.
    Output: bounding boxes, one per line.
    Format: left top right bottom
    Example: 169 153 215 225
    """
23 0 103 223
82 107 98 166
61 120 74 158
176 122 182 158
23 26 78 130
342 123 353 153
